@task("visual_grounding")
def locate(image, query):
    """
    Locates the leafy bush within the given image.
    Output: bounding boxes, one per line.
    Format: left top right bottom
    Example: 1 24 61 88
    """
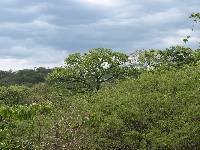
0 102 53 149
0 86 30 106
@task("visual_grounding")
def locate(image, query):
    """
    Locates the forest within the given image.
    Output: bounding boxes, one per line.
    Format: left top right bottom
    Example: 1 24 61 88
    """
0 13 200 149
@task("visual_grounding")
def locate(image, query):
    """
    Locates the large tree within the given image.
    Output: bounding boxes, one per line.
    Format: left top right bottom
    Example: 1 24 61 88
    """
47 48 137 92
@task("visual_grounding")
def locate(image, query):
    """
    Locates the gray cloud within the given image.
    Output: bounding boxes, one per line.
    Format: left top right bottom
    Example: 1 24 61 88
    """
0 0 200 70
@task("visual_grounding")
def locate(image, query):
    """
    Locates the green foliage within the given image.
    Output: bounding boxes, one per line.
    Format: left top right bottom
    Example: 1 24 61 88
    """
0 67 52 87
190 13 200 22
0 70 12 80
160 46 197 68
183 13 200 45
48 48 138 92
27 83 69 104
0 86 30 106
0 102 52 121
182 36 190 44
138 49 161 69
138 46 198 70
0 102 53 149
74 65 200 149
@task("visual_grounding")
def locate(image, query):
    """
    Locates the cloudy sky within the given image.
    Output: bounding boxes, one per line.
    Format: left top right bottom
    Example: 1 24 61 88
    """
0 0 200 70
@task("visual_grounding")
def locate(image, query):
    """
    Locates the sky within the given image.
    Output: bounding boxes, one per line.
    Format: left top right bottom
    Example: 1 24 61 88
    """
0 0 200 70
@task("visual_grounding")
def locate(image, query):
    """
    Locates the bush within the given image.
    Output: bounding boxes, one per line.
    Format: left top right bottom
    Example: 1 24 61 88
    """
0 102 53 149
0 86 30 106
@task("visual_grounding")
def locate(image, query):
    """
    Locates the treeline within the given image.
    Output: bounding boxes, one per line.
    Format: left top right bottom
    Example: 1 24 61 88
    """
0 67 52 86
0 46 200 149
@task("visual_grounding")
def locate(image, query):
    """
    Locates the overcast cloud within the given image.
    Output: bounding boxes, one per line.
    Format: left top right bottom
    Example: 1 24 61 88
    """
0 0 200 70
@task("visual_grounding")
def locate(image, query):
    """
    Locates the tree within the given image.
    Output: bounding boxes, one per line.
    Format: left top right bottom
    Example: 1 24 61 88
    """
47 48 136 92
138 46 198 70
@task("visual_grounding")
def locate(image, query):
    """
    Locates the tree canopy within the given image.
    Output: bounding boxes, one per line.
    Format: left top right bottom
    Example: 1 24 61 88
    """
48 48 139 92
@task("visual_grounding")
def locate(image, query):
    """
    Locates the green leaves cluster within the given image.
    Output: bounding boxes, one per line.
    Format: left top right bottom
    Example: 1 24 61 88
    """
182 13 200 44
0 102 52 121
190 13 200 22
0 102 53 149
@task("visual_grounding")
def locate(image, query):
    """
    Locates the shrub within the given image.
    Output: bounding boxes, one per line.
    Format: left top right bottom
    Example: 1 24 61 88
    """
0 86 30 106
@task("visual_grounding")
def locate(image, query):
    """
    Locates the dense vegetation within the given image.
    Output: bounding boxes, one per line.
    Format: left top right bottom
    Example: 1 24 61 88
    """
0 67 51 87
0 14 200 149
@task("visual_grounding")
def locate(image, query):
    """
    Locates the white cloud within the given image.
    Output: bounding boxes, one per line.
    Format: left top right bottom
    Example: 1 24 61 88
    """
161 36 182 47
0 58 32 71
81 0 119 7
0 57 61 71
139 9 184 25
177 28 193 36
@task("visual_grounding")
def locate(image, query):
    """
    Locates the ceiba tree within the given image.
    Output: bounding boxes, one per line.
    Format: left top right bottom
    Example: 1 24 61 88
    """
47 48 133 92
